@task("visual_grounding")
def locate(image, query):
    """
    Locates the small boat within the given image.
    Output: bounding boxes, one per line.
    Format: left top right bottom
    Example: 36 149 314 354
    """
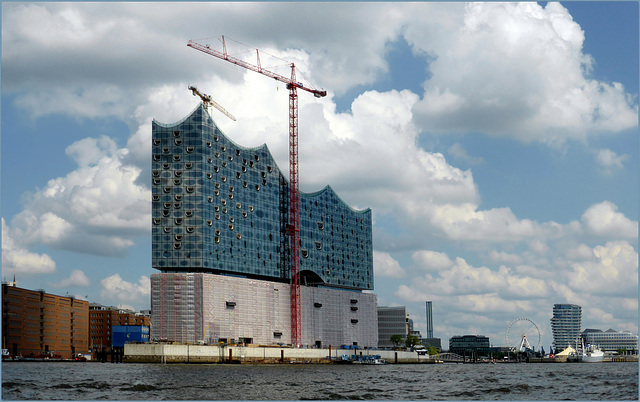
340 354 387 365
2 349 21 361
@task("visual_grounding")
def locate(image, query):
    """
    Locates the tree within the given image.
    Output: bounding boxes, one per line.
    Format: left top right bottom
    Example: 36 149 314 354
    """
426 345 439 355
390 334 403 350
405 335 421 350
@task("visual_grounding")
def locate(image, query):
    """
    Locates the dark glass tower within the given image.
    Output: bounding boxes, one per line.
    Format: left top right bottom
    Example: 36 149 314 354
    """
151 104 373 290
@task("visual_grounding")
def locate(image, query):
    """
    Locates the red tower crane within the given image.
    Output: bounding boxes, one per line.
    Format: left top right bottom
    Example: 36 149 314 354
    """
188 36 327 347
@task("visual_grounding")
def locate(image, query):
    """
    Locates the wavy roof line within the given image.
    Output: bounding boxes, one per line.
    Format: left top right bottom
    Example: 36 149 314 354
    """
155 102 370 215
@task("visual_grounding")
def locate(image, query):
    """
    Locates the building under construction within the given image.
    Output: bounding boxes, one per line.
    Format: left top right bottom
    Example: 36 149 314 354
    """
151 104 377 347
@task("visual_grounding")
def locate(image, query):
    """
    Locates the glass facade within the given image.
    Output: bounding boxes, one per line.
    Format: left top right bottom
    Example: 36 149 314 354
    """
550 303 582 351
152 103 373 291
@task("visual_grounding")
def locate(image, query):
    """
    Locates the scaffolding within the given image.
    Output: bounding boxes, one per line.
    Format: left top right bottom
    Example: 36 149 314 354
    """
151 273 377 347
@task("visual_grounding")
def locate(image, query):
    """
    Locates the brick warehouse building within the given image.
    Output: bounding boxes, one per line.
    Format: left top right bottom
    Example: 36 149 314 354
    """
2 283 89 359
89 304 150 351
151 103 377 347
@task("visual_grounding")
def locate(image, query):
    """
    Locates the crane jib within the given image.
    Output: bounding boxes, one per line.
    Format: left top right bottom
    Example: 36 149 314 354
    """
187 41 326 98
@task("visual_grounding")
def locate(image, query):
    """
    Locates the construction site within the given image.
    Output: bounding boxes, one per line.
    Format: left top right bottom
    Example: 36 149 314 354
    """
150 36 377 350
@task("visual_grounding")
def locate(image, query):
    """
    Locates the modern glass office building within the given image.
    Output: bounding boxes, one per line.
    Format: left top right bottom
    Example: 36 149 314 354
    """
550 303 582 351
150 103 376 346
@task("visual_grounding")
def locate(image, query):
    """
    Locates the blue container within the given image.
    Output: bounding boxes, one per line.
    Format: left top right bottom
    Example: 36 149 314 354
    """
112 326 150 347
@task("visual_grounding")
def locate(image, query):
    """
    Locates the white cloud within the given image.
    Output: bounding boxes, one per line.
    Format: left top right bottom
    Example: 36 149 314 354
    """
430 204 542 242
100 274 150 308
373 251 405 278
1 218 56 277
581 201 638 239
51 269 90 288
595 148 629 174
9 136 150 257
448 143 485 166
412 250 453 272
569 241 638 296
489 250 522 265
407 2 637 144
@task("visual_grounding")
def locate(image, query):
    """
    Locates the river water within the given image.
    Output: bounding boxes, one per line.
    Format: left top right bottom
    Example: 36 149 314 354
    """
2 361 638 400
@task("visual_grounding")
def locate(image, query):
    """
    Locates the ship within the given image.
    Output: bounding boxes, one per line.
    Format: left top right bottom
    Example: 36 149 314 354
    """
580 342 604 363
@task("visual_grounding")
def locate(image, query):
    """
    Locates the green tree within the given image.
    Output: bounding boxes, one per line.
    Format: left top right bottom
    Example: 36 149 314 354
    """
390 334 403 350
405 335 420 350
426 345 439 355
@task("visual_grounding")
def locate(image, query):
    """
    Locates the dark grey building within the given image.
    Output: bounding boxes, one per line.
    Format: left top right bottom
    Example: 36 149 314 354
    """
449 335 490 354
377 306 407 349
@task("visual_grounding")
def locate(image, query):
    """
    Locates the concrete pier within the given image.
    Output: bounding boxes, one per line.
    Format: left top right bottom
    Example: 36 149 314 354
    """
124 343 434 364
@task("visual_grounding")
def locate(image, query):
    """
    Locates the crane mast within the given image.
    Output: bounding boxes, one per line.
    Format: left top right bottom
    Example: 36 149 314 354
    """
188 36 326 347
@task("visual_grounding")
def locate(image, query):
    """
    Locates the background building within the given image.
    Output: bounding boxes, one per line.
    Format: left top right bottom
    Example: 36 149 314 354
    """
425 301 433 339
550 303 582 351
89 304 150 351
150 103 376 347
421 300 441 351
581 329 638 353
2 283 89 359
377 306 408 349
449 335 490 355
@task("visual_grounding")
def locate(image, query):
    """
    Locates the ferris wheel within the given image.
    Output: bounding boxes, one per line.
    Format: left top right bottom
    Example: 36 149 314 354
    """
505 317 542 352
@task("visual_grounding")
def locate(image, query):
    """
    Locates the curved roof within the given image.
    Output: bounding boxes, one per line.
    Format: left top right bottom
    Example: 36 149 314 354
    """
157 102 370 215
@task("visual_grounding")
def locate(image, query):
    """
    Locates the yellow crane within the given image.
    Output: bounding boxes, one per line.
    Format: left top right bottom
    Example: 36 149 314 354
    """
188 85 236 121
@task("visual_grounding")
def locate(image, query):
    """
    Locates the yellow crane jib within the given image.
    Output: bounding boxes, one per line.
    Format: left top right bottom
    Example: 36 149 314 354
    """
188 85 236 122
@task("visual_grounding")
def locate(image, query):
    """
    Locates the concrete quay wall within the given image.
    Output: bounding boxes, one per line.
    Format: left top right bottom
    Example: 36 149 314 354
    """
124 344 425 364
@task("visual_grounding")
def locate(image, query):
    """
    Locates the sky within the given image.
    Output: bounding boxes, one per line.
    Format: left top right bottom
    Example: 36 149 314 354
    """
1 1 638 351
